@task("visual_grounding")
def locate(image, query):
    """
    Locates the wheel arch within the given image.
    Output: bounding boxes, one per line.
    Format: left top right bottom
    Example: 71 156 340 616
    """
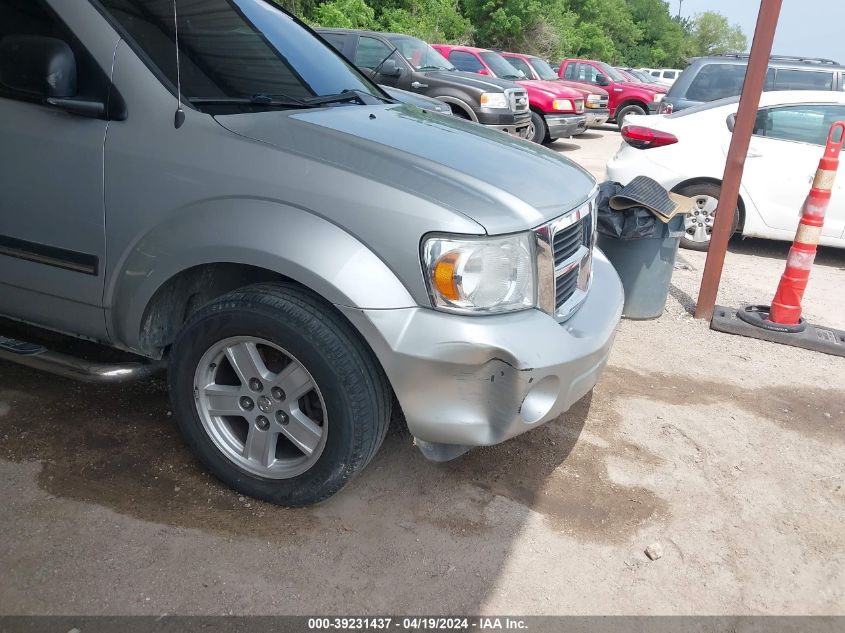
434 96 477 121
105 199 416 358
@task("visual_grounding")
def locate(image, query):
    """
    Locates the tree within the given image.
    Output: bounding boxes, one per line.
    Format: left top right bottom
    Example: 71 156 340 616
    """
689 11 747 57
312 0 376 29
379 0 473 43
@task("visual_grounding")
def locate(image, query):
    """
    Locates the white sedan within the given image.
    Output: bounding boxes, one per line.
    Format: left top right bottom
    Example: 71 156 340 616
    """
606 91 845 251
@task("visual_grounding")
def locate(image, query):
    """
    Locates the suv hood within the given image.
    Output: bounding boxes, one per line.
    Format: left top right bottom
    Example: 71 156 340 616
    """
427 69 523 92
215 104 594 235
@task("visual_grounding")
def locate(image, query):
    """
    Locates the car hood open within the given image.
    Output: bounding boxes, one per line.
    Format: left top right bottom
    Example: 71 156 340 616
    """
214 103 595 235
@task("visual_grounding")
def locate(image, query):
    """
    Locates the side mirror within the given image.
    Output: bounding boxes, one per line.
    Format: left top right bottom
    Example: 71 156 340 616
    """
0 35 77 97
727 113 736 132
595 74 610 86
477 68 490 76
379 58 402 78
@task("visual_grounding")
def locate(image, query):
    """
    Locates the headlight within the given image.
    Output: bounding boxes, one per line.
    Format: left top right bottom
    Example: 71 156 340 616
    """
586 94 601 108
422 234 536 314
480 92 508 109
552 99 573 111
653 93 664 102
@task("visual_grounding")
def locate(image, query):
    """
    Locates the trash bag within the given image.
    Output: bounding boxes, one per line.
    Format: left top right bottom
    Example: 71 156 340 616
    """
596 180 659 240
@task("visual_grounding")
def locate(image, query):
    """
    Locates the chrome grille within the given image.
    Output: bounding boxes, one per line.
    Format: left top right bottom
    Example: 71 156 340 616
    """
506 88 530 113
553 220 583 266
534 192 598 320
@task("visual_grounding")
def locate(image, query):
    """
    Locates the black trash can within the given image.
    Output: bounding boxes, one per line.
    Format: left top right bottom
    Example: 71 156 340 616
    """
598 215 685 320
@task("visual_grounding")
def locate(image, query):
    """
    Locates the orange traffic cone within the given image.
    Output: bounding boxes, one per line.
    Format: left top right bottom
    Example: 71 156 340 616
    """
768 121 845 325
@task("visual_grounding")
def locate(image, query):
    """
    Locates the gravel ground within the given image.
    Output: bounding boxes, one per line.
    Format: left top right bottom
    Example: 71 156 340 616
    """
0 126 842 617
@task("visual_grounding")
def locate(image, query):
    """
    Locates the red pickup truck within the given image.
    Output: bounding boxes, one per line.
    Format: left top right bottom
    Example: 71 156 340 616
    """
433 44 588 144
557 59 666 128
500 51 610 128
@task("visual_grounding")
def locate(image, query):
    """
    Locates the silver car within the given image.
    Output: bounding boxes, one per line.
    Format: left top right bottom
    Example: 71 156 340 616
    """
0 0 623 506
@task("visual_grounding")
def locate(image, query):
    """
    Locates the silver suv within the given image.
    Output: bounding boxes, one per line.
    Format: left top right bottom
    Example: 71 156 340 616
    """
0 0 623 506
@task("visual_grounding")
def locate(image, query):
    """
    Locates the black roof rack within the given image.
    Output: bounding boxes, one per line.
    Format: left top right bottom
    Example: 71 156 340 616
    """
711 53 840 65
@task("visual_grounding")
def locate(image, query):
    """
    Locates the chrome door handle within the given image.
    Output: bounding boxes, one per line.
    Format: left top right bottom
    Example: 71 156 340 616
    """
411 81 428 89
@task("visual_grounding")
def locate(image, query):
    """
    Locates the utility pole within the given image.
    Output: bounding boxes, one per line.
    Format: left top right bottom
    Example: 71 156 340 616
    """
677 0 684 19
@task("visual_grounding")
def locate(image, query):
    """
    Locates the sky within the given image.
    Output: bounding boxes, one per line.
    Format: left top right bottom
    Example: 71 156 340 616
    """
676 0 845 63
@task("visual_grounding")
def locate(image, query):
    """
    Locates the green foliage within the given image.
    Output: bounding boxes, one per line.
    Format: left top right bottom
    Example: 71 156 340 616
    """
294 0 747 68
689 10 748 57
312 0 376 29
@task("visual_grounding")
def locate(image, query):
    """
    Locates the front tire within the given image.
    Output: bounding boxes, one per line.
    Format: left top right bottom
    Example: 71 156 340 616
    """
168 283 391 506
616 103 646 129
528 111 549 144
673 182 740 252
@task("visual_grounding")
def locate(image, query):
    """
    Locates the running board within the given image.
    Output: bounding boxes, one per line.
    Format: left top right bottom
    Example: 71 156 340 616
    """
0 335 164 383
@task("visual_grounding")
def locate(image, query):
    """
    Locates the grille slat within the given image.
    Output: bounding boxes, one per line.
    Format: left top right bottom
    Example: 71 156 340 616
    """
555 269 579 307
552 222 583 267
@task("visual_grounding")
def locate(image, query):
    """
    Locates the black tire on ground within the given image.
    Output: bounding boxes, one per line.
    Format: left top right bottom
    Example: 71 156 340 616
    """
615 103 647 129
673 181 741 252
168 282 392 507
528 110 549 144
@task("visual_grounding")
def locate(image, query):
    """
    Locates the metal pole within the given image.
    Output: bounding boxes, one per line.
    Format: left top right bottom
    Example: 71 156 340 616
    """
694 0 783 320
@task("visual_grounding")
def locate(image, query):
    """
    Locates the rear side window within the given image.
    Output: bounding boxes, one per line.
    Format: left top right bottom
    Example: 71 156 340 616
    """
773 69 834 91
754 104 845 145
686 64 748 101
354 36 392 69
663 70 676 79
319 32 346 54
449 50 483 73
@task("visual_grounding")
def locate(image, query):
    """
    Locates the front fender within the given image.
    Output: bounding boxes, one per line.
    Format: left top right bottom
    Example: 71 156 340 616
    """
106 198 416 351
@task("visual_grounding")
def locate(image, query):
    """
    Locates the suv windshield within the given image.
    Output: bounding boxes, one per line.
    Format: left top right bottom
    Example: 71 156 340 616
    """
99 0 381 110
598 62 626 82
528 57 559 81
388 36 454 71
480 52 523 80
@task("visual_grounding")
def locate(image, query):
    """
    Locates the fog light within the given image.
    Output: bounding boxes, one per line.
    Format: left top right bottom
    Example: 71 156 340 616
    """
520 375 560 424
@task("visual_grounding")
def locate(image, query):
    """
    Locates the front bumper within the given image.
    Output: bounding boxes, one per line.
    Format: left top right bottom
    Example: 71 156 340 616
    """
338 250 623 454
478 110 531 137
585 108 610 127
545 113 588 138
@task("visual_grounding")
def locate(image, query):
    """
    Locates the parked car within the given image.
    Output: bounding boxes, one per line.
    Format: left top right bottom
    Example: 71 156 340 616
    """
663 54 845 114
558 59 667 127
617 67 665 88
380 85 452 115
638 68 681 87
317 29 530 137
0 0 622 506
607 91 845 251
502 51 611 128
432 44 587 144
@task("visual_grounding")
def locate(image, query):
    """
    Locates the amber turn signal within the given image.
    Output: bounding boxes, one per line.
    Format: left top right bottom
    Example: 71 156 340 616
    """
433 251 461 300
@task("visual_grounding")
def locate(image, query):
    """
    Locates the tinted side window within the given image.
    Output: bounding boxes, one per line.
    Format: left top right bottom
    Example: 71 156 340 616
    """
686 63 748 101
449 51 483 73
354 36 392 69
564 63 577 80
774 69 834 91
754 104 845 145
507 56 534 79
319 32 346 54
663 70 676 79
0 0 109 104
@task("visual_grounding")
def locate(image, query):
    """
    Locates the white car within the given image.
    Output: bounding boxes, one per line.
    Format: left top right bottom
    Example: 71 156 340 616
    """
606 90 845 251
638 68 681 87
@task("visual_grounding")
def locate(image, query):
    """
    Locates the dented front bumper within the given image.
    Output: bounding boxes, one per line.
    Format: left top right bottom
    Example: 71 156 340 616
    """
338 249 623 459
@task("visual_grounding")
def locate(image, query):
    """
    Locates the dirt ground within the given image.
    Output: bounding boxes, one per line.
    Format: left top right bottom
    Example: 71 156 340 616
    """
0 127 843 616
